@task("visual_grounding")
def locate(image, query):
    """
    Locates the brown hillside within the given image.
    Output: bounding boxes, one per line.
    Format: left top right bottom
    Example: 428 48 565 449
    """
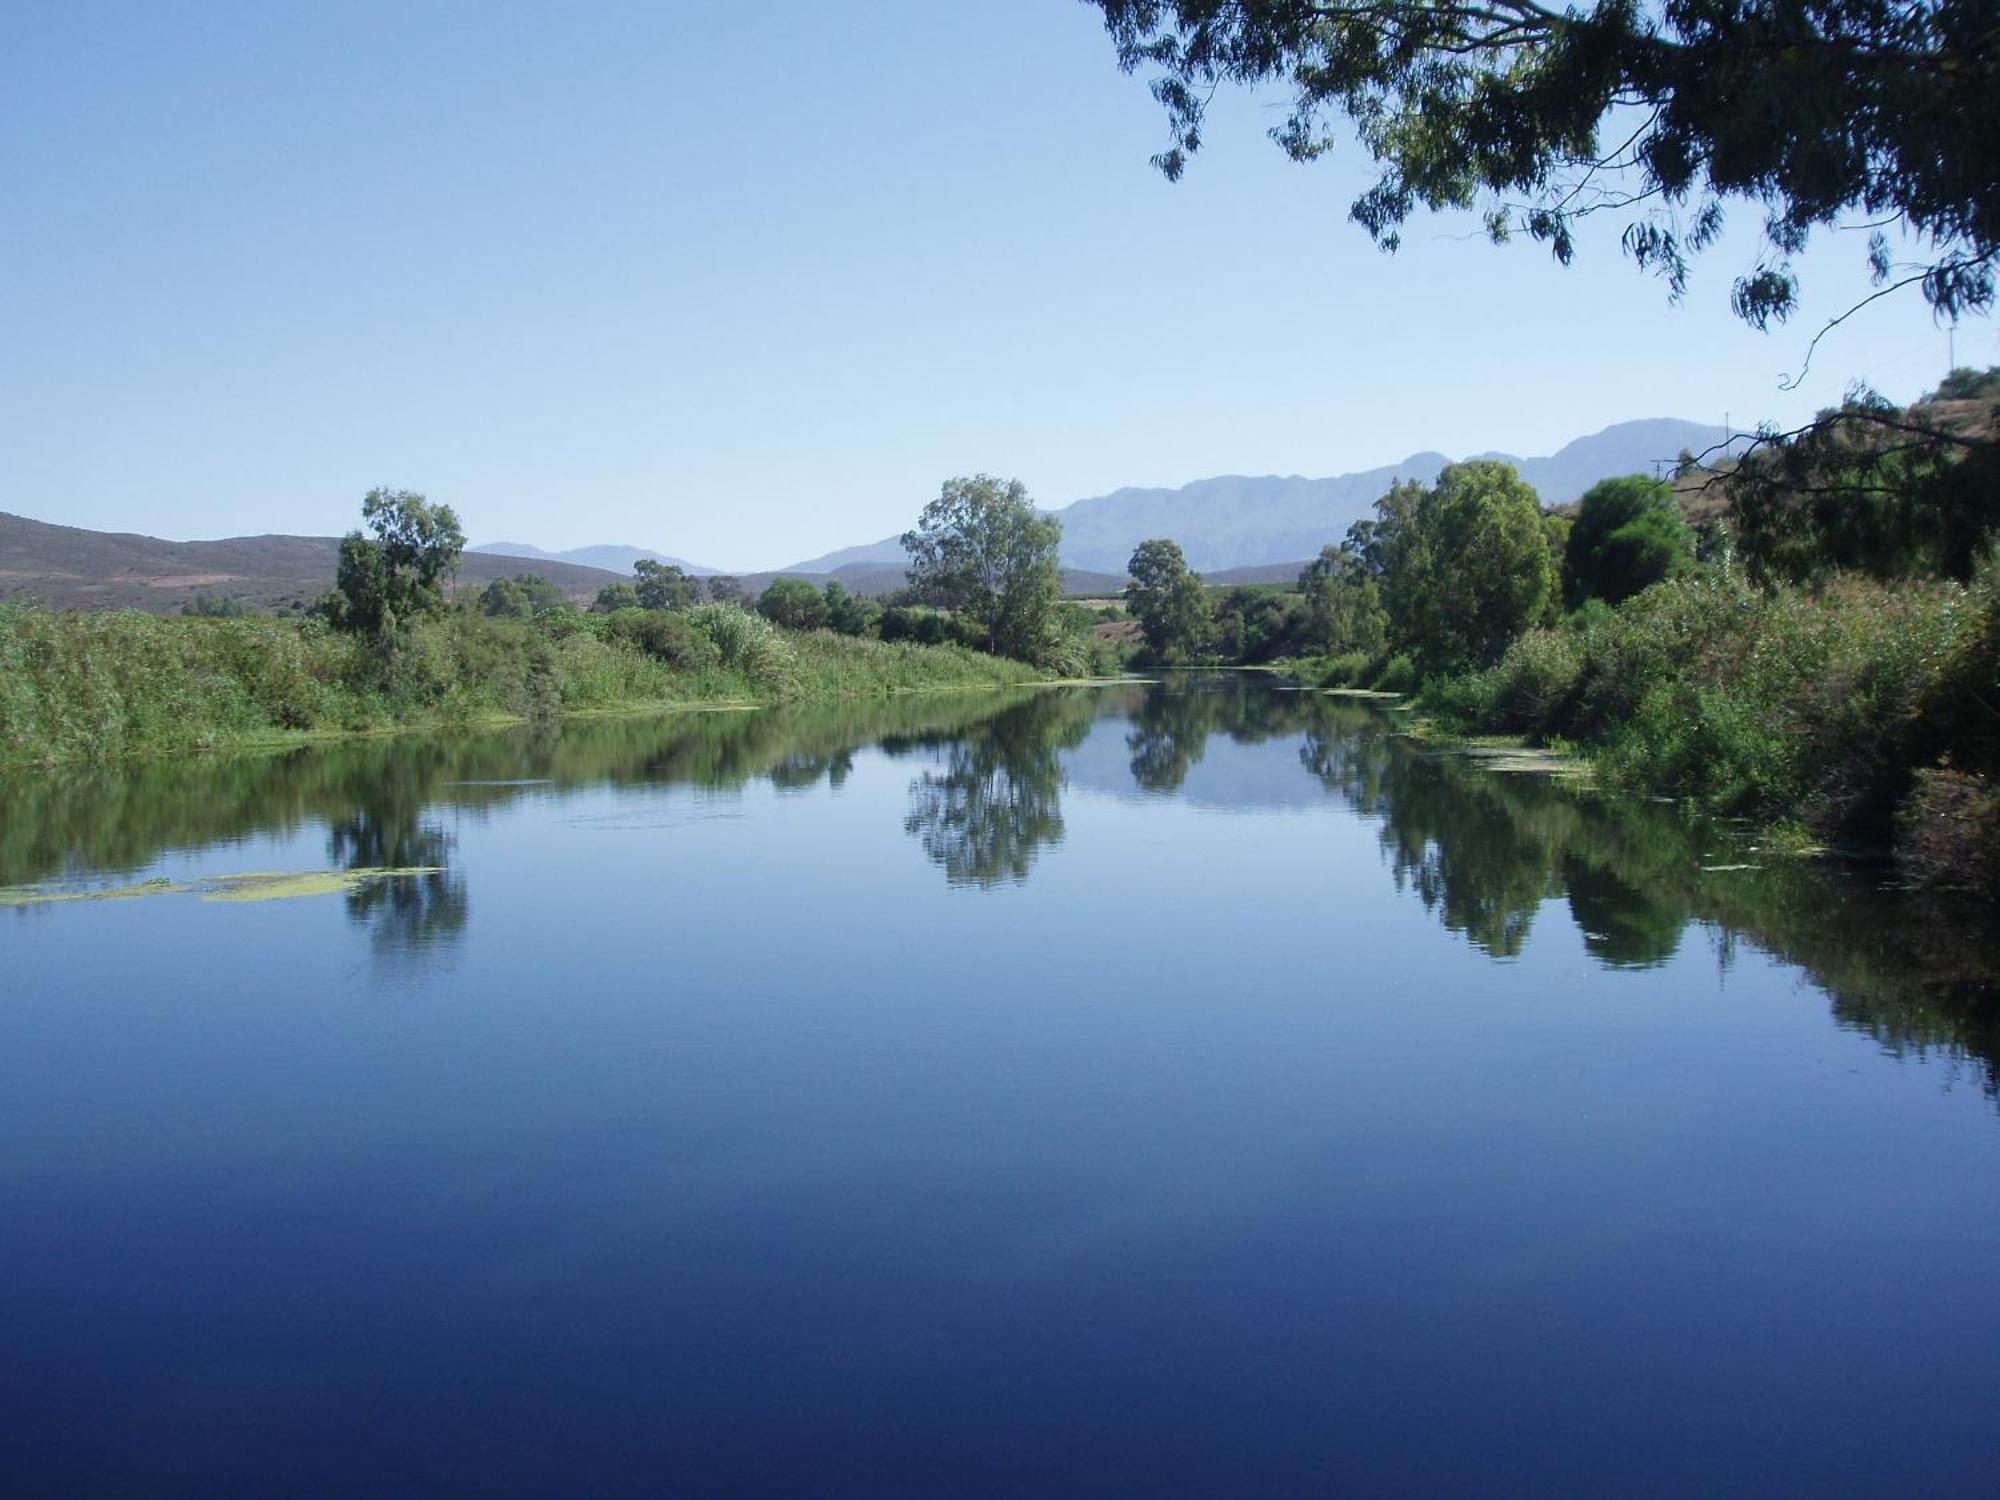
0 511 627 613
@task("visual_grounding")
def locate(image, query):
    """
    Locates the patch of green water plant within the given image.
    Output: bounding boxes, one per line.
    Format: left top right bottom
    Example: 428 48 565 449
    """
0 867 443 908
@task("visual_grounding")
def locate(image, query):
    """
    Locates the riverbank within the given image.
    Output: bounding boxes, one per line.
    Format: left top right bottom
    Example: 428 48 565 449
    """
0 601 1043 769
1290 562 2000 895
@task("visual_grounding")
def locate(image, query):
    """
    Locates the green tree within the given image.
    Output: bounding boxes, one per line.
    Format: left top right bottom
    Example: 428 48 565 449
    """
822 579 876 636
1728 386 2000 584
1382 461 1555 673
705 574 746 607
1298 545 1387 656
901 475 1064 662
1087 0 1998 329
633 558 702 611
1125 538 1212 661
591 581 640 613
1210 586 1312 663
181 591 251 618
326 487 465 635
757 576 830 631
1566 476 1695 606
479 573 571 619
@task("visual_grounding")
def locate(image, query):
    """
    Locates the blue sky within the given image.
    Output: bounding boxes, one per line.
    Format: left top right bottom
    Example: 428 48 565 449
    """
4 1 1990 570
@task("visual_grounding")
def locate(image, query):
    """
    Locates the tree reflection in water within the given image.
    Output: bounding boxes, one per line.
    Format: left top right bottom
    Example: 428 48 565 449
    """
1126 675 1301 792
903 693 1098 887
326 806 467 961
1294 692 1997 1092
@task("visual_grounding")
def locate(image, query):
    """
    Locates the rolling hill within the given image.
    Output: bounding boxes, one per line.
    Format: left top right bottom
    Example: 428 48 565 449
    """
0 511 1127 611
0 512 630 613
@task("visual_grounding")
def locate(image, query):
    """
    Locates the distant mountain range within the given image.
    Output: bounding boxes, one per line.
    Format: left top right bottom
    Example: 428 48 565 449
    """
781 417 1741 575
3 416 1749 613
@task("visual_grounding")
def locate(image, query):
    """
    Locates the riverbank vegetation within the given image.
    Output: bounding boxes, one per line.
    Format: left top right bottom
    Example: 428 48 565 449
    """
1124 372 2000 894
0 476 1130 770
0 600 1043 769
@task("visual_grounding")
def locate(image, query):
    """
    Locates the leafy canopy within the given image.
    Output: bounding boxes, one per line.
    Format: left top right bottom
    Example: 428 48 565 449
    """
327 487 465 635
822 579 878 636
1566 475 1694 605
758 576 830 631
633 558 703 611
1087 0 1999 327
1299 543 1388 656
902 475 1064 663
1376 460 1556 672
1126 538 1213 661
1726 383 2000 584
479 573 571 619
592 581 640 614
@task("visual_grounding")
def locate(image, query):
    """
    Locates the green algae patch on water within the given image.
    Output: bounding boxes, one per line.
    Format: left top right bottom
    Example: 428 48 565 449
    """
0 876 184 908
0 868 443 908
197 868 445 903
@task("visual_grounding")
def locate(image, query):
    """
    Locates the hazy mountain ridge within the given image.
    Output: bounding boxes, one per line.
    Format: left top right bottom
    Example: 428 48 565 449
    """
4 418 1740 612
783 417 1733 575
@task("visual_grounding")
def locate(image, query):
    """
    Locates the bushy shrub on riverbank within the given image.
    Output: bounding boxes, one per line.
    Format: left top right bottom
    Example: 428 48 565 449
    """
0 602 1042 768
1423 562 2000 887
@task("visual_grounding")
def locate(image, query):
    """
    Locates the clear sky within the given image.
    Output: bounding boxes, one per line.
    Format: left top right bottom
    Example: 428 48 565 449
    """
4 1 1991 570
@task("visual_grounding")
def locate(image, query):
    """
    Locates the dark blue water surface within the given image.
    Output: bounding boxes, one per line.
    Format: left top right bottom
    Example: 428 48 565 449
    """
3 680 1997 1495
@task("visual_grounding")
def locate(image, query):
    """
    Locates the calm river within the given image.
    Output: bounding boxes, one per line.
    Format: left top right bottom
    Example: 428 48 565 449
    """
3 677 1996 1494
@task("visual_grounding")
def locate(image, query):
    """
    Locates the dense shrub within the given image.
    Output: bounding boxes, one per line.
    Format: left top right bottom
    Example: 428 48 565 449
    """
1432 570 1984 830
757 577 828 632
1316 650 1373 686
879 605 980 649
822 581 877 636
686 603 798 690
1373 652 1420 694
606 608 724 672
1428 627 1583 732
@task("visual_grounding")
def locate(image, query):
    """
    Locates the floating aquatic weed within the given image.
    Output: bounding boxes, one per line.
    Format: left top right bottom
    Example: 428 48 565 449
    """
0 869 444 908
1455 745 1589 777
197 868 445 902
0 876 184 908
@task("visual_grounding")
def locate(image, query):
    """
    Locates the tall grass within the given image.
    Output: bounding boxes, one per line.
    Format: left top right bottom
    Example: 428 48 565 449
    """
0 603 1043 769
